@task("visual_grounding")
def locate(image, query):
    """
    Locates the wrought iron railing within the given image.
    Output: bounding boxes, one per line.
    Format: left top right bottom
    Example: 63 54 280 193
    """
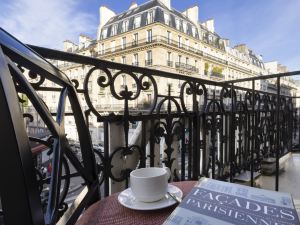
0 28 300 225
175 62 199 73
145 59 152 66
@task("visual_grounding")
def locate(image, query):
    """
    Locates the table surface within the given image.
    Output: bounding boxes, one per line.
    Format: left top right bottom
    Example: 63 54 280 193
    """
76 180 197 225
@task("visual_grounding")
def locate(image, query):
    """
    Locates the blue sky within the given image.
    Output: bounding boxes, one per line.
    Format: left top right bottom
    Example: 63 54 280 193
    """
0 0 299 71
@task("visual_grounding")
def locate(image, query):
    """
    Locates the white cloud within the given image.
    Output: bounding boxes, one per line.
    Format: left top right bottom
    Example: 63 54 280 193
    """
0 0 97 49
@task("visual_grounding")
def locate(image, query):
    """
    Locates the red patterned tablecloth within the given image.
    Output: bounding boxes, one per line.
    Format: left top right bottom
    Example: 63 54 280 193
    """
76 181 197 225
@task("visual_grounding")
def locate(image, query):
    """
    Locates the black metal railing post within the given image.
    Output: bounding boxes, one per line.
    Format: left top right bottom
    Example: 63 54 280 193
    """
251 80 255 187
229 83 235 182
275 77 280 191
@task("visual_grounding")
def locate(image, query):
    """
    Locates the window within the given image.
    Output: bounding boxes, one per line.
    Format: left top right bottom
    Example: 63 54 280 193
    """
147 11 154 24
111 40 115 52
133 53 139 66
164 12 170 25
133 16 141 29
167 52 172 67
122 37 126 49
146 50 152 65
101 43 105 54
111 24 118 36
178 55 182 63
192 26 196 37
122 20 129 32
133 33 138 46
167 52 171 61
178 36 182 48
122 56 126 64
175 18 180 30
147 29 152 42
102 28 108 39
185 39 189 50
183 22 187 33
186 57 189 65
167 31 171 44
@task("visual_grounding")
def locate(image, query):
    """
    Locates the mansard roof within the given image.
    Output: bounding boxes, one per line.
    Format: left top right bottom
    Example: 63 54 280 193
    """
105 0 196 27
101 0 200 39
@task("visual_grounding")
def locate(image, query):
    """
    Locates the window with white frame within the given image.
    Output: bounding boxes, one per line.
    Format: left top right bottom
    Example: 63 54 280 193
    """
167 52 172 66
122 56 126 64
101 43 105 54
178 55 182 64
192 26 196 37
186 57 189 65
122 20 129 32
133 33 138 45
147 10 154 24
133 16 141 29
183 22 187 33
102 28 108 39
122 37 126 49
146 50 152 65
147 29 152 42
178 35 182 48
111 24 118 36
111 40 115 52
175 18 180 30
133 53 139 65
167 31 171 44
164 12 170 25
185 39 189 50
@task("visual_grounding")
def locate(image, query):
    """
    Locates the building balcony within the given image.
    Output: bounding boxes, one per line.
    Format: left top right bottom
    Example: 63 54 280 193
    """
166 60 173 67
175 62 199 73
145 59 152 66
210 72 225 80
1 29 300 224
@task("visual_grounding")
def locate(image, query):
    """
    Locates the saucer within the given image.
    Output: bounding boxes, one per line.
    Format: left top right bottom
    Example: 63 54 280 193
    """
118 184 183 210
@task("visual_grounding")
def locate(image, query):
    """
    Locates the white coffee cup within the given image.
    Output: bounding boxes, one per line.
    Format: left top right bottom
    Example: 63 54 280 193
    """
130 167 171 202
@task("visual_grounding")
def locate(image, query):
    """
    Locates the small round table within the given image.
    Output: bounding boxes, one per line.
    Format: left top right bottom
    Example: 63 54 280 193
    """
76 181 196 225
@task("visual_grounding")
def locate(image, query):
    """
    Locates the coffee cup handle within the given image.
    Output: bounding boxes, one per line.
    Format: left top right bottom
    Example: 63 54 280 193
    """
163 167 171 180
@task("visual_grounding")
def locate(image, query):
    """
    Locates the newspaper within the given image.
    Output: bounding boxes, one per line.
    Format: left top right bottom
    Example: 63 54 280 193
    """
164 178 300 225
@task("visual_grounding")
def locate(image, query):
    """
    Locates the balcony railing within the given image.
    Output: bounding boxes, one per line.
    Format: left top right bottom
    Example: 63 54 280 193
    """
145 59 153 66
167 60 173 67
175 62 199 73
210 72 225 80
1 28 300 225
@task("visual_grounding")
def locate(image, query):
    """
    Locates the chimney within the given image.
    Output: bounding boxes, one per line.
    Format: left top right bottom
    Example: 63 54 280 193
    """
99 6 116 31
234 44 249 54
182 5 199 24
63 40 76 52
202 19 214 33
223 39 230 47
129 1 138 10
79 34 92 49
160 0 171 10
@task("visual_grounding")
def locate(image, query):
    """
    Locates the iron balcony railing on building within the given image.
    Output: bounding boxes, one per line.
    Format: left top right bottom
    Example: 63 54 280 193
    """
175 62 199 73
210 72 225 80
1 28 300 225
145 59 153 66
167 60 173 67
203 52 228 65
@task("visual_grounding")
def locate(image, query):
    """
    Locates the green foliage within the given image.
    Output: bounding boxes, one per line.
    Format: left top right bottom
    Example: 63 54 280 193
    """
204 63 209 73
20 94 28 107
212 66 223 75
